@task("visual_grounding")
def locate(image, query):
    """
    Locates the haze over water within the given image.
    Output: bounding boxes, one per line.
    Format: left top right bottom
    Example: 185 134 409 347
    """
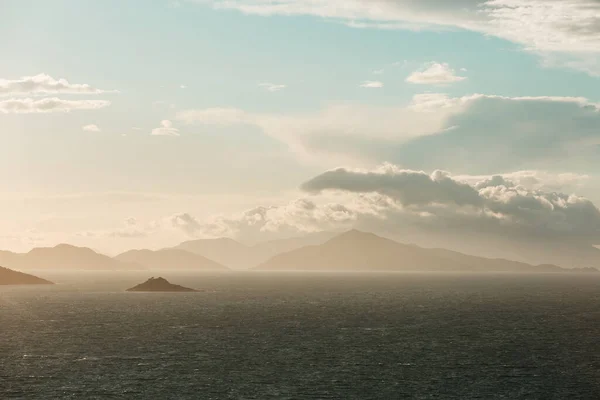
4 1 600 398
2 272 600 399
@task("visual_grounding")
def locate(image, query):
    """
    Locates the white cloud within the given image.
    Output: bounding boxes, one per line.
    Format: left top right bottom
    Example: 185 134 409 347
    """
180 84 187 89
372 69 385 74
0 73 115 96
0 98 111 114
194 0 600 74
259 82 286 92
151 120 180 136
407 62 467 85
82 124 101 132
360 80 384 88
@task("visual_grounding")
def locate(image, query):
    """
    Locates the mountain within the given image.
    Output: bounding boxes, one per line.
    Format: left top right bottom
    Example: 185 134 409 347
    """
126 277 198 292
395 230 600 270
0 266 53 285
0 244 144 271
174 231 337 269
115 249 228 271
175 238 251 269
256 230 589 273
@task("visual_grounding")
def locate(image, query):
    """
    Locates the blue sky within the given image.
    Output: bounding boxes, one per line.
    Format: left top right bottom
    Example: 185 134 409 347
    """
1 0 600 253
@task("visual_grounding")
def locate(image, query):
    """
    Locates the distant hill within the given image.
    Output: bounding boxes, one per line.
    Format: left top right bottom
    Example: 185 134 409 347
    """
0 244 144 271
126 277 198 292
174 231 337 269
115 249 228 271
256 230 589 273
0 266 53 285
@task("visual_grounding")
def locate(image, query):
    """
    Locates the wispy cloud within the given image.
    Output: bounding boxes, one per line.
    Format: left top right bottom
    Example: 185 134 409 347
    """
0 98 111 114
360 81 383 88
175 94 600 172
82 124 101 132
259 82 286 92
196 0 600 75
0 73 117 96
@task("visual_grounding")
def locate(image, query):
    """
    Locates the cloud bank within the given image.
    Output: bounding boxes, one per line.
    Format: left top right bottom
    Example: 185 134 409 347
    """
168 165 600 246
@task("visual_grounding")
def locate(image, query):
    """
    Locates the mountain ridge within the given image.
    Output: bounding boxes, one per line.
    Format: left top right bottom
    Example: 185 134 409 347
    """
256 230 594 273
0 244 144 271
174 231 338 269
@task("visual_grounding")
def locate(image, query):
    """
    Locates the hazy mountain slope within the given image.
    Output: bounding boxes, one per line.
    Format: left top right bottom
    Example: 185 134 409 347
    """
174 232 337 269
175 238 252 269
0 244 143 271
115 249 228 270
253 231 338 257
0 266 53 285
256 230 577 272
399 231 600 269
426 248 564 273
257 230 470 271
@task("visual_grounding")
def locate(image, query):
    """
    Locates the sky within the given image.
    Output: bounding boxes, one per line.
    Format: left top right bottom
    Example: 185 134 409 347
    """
1 0 600 255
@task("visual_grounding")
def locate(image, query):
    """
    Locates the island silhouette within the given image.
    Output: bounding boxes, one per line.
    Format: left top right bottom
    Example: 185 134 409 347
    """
126 277 198 292
0 266 53 285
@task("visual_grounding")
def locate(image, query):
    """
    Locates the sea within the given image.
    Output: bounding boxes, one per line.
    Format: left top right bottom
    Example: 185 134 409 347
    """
1 272 600 399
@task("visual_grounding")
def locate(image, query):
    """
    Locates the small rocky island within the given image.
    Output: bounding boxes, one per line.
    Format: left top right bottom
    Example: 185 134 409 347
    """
0 266 53 285
126 277 198 292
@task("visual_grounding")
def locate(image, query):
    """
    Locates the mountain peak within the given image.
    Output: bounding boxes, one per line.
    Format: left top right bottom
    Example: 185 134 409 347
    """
331 229 382 242
54 243 79 249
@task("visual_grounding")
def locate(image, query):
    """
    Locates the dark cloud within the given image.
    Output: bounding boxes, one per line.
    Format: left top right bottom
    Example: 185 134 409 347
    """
302 166 600 243
302 167 483 207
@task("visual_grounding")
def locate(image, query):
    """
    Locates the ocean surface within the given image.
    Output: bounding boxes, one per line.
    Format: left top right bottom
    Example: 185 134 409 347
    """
2 272 600 399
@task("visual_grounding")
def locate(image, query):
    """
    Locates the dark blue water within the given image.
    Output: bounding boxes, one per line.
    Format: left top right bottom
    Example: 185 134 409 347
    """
2 272 600 399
